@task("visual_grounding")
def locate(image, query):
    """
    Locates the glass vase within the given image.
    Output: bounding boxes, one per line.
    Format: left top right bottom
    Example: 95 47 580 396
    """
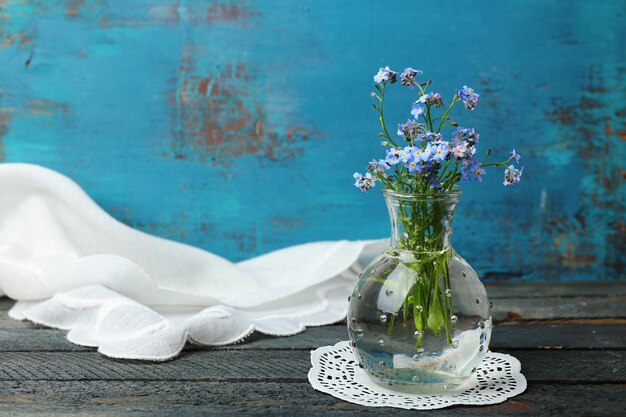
347 188 492 393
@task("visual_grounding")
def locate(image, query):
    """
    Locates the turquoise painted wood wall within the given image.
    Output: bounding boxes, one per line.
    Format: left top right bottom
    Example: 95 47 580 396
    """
0 0 624 281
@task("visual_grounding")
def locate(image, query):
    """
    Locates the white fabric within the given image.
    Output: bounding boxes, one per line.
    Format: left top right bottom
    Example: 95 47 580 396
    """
308 341 527 409
0 163 387 360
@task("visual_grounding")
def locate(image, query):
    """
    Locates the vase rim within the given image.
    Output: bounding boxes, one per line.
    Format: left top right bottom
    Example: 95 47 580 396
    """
381 186 462 200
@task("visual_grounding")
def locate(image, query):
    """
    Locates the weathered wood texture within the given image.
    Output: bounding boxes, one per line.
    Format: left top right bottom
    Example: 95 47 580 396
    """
0 0 624 281
0 382 623 417
0 281 625 416
0 349 622 383
0 324 624 353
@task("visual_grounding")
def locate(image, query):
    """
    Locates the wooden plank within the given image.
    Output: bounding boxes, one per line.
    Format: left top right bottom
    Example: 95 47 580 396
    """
0 316 45 330
0 329 91 352
1 323 624 353
0 381 623 417
491 295 626 320
486 281 626 298
233 323 626 351
0 297 14 312
0 350 621 382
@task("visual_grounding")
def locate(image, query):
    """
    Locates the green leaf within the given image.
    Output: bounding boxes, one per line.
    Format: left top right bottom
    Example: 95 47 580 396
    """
427 296 444 337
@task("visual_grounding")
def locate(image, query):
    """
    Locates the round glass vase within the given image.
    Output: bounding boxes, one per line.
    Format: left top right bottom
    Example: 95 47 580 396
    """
347 188 492 393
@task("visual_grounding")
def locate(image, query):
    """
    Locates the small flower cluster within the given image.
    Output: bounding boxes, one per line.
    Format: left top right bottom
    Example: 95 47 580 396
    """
503 150 524 186
373 66 398 84
456 85 479 111
354 67 524 193
353 172 376 192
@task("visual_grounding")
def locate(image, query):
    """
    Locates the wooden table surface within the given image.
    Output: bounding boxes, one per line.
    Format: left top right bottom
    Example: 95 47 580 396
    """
1 281 624 416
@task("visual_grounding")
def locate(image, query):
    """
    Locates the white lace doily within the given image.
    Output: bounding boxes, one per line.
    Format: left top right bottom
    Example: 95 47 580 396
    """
308 341 527 410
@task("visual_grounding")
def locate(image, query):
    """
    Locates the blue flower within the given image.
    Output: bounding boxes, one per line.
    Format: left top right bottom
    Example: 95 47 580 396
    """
474 166 486 182
353 172 376 191
430 178 443 189
373 69 387 84
432 143 449 162
399 146 413 163
418 92 443 108
398 119 426 142
367 159 389 175
510 149 522 163
385 148 401 165
400 67 422 86
423 132 444 143
420 143 434 162
503 165 524 186
373 66 397 84
410 101 426 119
406 158 421 173
411 146 424 161
456 85 479 110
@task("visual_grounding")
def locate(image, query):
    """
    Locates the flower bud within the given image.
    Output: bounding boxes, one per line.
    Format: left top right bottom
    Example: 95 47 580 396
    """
381 141 388 146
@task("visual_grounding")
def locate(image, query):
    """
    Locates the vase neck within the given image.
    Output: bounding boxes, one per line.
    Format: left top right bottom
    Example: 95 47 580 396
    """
383 189 460 253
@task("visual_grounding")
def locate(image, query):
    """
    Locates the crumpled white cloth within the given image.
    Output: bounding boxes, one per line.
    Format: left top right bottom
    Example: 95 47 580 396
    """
0 163 385 360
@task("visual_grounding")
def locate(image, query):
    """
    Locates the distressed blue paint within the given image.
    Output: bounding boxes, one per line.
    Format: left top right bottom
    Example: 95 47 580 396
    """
0 0 624 281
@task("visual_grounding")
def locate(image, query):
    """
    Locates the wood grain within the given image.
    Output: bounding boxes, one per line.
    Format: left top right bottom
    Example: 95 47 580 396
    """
0 323 624 352
0 281 624 416
0 349 621 383
0 382 623 417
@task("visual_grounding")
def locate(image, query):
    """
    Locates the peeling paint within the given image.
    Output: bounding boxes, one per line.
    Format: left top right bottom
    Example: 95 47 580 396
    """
168 59 321 165
542 63 625 277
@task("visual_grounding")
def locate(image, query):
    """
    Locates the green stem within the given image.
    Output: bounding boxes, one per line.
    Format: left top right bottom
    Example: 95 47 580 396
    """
377 82 398 147
436 97 459 133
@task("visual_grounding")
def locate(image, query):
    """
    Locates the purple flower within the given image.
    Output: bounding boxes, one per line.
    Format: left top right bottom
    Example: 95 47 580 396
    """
452 143 468 159
461 159 481 182
456 85 479 110
387 69 398 84
410 101 426 119
353 172 376 191
510 149 522 163
455 127 479 145
400 67 422 86
397 119 425 141
503 165 524 186
430 178 443 189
